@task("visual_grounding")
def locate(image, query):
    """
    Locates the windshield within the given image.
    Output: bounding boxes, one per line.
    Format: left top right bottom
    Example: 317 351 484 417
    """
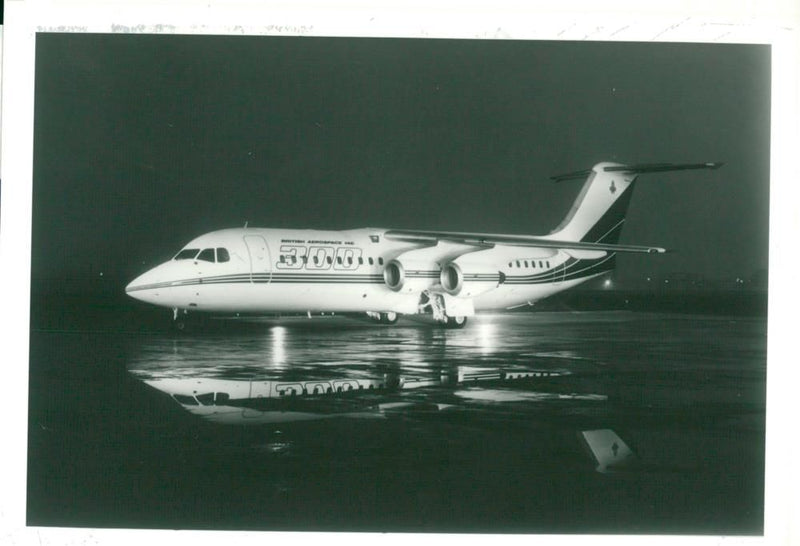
197 248 215 262
174 248 200 260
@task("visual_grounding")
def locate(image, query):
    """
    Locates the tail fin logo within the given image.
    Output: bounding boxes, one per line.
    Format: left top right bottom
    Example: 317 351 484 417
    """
609 181 617 194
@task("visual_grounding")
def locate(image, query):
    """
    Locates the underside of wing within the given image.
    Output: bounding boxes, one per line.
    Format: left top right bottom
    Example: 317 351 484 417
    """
383 229 667 254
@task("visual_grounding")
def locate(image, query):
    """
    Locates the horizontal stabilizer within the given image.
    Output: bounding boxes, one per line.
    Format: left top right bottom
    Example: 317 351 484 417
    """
552 162 722 182
604 162 723 174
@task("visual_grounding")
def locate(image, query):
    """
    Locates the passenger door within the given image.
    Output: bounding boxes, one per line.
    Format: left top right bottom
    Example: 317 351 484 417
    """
243 235 272 284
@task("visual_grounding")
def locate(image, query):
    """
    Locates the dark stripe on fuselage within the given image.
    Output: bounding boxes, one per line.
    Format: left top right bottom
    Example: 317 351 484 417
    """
505 254 615 284
406 271 440 277
126 272 385 292
127 257 611 293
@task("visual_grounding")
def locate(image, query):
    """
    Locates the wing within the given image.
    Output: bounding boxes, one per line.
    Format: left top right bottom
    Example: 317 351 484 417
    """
383 229 667 254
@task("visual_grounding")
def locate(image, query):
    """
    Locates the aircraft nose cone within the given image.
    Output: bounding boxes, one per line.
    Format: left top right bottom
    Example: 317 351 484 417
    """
125 272 151 301
125 276 143 296
125 264 168 302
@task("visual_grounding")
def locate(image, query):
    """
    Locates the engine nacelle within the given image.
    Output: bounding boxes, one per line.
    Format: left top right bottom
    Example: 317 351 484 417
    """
383 259 440 294
440 262 502 298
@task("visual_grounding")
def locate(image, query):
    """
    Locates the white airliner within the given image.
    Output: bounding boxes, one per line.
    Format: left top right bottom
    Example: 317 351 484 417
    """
126 161 721 328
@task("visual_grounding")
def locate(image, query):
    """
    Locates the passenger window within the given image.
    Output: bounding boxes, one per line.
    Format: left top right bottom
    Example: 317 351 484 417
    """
337 256 342 265
347 257 353 265
516 260 521 268
358 257 364 265
508 262 513 268
524 260 529 268
326 256 332 265
197 248 215 262
369 257 374 265
279 255 286 264
546 261 550 268
313 256 319 265
539 261 543 268
174 248 200 260
378 257 384 265
216 248 230 262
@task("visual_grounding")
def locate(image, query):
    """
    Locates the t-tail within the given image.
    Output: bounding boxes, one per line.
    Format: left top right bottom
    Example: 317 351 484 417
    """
548 162 723 244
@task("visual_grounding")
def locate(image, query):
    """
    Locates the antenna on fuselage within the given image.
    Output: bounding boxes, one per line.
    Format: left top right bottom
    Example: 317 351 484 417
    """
244 221 248 228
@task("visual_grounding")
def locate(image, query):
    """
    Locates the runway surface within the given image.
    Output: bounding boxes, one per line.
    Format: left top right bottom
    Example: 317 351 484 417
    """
27 310 766 534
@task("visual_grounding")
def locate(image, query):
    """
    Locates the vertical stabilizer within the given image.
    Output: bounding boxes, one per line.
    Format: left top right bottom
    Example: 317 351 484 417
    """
548 161 723 244
549 162 637 244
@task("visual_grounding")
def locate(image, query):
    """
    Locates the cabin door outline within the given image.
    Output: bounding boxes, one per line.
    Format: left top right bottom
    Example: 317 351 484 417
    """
243 235 272 284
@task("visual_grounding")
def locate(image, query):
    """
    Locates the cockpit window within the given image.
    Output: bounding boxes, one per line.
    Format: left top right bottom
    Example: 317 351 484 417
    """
174 248 200 260
216 248 230 263
197 248 215 262
196 393 216 406
173 394 198 406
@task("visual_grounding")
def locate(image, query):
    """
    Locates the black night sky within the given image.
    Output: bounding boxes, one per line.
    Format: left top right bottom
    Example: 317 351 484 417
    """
31 34 770 295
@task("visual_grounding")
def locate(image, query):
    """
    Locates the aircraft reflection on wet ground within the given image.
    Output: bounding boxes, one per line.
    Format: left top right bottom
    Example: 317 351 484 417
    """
28 311 767 533
131 349 607 421
127 312 765 475
128 314 613 427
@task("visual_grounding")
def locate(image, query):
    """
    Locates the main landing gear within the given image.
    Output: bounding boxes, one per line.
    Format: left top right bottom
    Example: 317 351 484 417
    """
444 315 468 329
365 311 399 325
419 291 468 329
379 311 399 325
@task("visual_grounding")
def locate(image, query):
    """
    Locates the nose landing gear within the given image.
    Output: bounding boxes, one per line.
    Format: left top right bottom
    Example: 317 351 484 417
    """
172 307 189 331
444 315 468 329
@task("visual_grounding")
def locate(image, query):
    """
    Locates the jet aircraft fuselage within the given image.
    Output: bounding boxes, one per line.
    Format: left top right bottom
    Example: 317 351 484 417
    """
126 161 722 327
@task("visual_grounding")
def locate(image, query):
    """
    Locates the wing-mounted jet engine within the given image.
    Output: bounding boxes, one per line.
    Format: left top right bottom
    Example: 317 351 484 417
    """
419 250 504 328
440 261 503 298
383 241 482 295
383 257 439 294
383 241 492 328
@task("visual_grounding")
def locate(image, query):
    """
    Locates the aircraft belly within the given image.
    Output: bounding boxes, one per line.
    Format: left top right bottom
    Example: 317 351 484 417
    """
474 274 604 310
472 285 546 311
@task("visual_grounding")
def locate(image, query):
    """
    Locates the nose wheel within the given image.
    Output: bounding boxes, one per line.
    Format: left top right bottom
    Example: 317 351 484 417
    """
172 307 189 331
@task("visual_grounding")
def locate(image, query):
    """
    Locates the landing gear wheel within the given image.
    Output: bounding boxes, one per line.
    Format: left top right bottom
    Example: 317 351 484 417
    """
444 315 468 329
171 308 190 332
379 312 398 325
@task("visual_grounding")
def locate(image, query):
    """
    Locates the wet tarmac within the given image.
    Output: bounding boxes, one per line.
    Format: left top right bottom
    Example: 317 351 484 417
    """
27 310 766 534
